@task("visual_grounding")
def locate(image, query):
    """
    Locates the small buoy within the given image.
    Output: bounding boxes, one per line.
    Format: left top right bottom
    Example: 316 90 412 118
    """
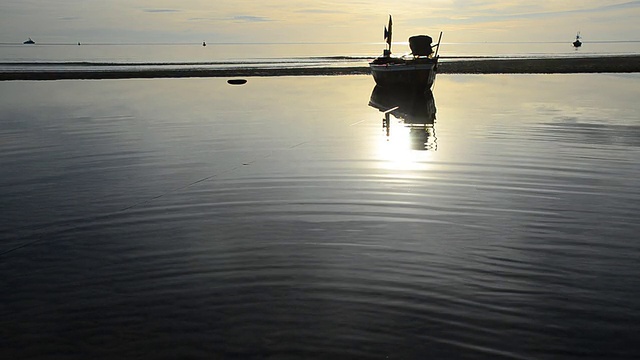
227 79 247 85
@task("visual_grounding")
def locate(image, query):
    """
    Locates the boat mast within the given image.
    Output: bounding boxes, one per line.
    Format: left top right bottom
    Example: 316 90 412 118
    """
434 32 443 58
384 15 393 55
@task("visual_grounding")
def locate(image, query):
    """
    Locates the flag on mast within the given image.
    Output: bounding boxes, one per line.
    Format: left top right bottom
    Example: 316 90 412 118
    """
384 15 392 51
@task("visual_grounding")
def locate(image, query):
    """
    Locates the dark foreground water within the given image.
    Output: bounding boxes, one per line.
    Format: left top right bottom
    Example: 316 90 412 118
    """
1 74 640 359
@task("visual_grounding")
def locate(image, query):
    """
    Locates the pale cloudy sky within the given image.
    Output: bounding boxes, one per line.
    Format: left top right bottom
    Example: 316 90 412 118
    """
1 0 638 44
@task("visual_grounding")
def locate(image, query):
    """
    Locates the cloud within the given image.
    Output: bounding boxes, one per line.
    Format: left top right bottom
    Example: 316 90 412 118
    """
294 9 347 14
143 9 180 13
187 15 273 24
597 1 640 11
411 0 640 26
231 15 272 22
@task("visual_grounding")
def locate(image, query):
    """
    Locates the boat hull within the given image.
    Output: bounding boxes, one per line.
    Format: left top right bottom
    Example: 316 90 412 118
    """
370 62 437 89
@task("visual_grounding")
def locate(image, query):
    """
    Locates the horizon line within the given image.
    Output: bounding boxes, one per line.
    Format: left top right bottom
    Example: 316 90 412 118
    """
2 40 640 46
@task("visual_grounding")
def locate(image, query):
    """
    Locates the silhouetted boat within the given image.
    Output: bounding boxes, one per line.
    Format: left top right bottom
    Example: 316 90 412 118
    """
23 38 35 45
573 32 582 48
370 16 442 90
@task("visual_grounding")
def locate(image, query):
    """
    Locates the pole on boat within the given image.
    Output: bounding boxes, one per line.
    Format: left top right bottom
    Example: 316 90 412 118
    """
434 31 443 58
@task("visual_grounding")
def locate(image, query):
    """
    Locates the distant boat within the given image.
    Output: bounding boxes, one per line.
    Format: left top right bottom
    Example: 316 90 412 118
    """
573 32 582 48
23 38 35 45
369 15 442 90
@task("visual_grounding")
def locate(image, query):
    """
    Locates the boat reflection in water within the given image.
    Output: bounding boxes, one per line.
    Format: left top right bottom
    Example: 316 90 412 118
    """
368 86 437 150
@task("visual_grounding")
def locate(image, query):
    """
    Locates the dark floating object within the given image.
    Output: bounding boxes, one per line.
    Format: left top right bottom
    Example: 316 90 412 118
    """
227 79 247 85
23 37 35 45
202 41 206 47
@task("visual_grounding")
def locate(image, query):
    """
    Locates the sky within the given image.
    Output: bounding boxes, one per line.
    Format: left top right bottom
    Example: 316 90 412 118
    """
1 0 639 44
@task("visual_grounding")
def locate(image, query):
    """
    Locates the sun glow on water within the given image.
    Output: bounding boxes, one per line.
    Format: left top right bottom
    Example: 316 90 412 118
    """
375 117 437 172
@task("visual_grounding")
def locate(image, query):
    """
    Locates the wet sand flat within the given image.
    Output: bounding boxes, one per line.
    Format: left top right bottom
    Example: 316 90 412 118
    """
1 55 639 80
438 55 640 74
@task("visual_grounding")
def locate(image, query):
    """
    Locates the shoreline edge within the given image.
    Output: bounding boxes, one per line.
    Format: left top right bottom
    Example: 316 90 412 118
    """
1 55 639 81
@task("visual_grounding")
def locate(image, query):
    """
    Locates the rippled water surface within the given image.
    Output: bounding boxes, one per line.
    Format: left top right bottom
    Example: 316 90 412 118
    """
1 74 640 359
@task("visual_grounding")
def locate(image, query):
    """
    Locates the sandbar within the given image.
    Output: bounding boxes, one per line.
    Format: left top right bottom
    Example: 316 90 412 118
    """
1 55 639 81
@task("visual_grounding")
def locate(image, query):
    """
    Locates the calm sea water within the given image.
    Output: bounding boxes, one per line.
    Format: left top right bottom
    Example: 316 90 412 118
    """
1 41 640 72
1 74 640 359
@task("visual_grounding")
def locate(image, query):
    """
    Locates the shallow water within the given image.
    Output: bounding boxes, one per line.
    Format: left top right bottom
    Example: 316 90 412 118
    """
2 41 640 62
1 74 640 359
2 41 640 73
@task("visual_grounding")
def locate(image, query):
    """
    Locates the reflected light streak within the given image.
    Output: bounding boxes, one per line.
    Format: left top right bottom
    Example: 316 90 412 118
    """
375 117 436 172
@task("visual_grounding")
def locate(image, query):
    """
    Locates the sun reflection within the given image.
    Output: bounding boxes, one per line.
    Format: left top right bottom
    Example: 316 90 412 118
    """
376 117 436 171
368 86 438 172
